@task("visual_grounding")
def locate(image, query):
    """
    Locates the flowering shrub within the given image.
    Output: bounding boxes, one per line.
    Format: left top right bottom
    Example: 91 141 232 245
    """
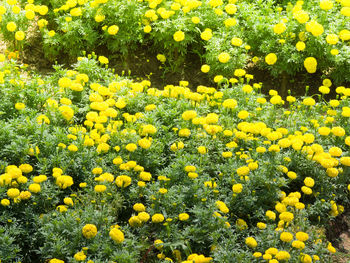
0 51 349 262
1 0 348 83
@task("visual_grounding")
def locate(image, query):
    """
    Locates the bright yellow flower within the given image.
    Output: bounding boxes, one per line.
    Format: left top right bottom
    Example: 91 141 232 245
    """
82 224 97 239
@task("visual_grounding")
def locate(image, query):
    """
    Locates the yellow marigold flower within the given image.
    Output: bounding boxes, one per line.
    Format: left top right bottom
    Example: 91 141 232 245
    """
185 165 196 172
1 198 10 206
222 151 233 158
33 175 47 183
56 175 74 189
279 211 294 222
7 188 20 199
19 164 33 173
154 239 164 250
173 30 185 42
319 85 330 94
133 203 145 212
204 181 217 188
280 231 293 242
179 212 190 221
28 183 41 193
236 166 249 176
331 126 345 136
222 98 238 109
68 144 78 152
320 0 333 10
237 110 249 120
156 54 166 63
205 113 219 124
201 64 210 73
25 9 35 19
19 191 31 200
256 146 266 153
341 157 350 166
138 138 152 149
15 31 25 41
225 18 237 27
231 37 243 46
178 128 191 137
263 254 272 260
82 224 97 239
304 177 315 187
125 143 137 152
273 23 286 34
209 0 223 7
329 146 342 157
59 105 74 120
182 110 197 120
152 213 165 223
296 41 306 51
201 28 213 41
191 16 200 23
49 259 65 263
37 18 48 28
265 53 277 65
145 104 156 111
300 254 312 263
109 228 124 243
64 197 73 206
7 22 17 32
212 199 225 211
296 231 309 241
293 10 309 24
265 248 278 256
293 237 306 247
144 25 152 33
304 57 317 73
275 251 290 260
225 3 237 14
266 210 276 220
92 167 103 175
268 144 280 152
302 97 316 106
195 145 207 154
232 183 243 193
95 14 105 22
108 25 119 35
339 29 350 41
329 99 339 107
94 184 106 193
326 34 339 45
245 237 258 248
141 124 157 135
218 52 230 63
327 168 339 177
327 242 336 253
159 188 168 194
38 5 48 15
139 171 152 181
98 56 109 64
115 175 132 188
301 186 312 195
318 126 331 136
306 20 324 36
138 211 150 222
74 251 86 261
255 222 266 229
345 136 350 146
